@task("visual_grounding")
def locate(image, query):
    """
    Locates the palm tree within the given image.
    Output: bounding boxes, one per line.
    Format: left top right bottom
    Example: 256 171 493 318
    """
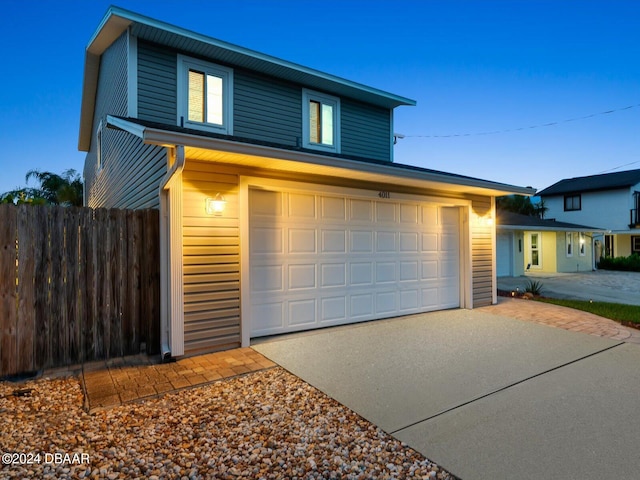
0 169 83 206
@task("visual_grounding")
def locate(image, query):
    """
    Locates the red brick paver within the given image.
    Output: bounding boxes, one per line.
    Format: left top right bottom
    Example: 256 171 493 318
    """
83 348 275 412
481 297 640 344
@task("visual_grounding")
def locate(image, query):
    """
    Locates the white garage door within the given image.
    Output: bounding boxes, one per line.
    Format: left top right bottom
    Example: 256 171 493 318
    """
249 187 460 337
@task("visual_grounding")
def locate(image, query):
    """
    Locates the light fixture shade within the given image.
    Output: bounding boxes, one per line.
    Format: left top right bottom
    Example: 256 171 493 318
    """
206 193 226 215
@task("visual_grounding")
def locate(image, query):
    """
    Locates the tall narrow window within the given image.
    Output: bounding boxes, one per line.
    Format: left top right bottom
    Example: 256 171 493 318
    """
302 89 340 152
178 55 233 134
530 233 540 267
566 232 573 257
579 232 586 256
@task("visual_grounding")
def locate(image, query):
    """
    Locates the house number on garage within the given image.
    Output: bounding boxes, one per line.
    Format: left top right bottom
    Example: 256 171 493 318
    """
378 191 391 198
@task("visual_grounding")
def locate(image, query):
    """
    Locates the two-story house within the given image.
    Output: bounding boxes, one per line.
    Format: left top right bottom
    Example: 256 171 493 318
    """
79 7 533 359
538 169 640 261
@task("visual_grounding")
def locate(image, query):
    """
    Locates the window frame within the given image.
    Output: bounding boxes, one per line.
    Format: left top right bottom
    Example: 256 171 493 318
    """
564 194 581 211
529 232 541 268
566 232 573 257
96 120 103 173
302 88 340 153
177 55 233 135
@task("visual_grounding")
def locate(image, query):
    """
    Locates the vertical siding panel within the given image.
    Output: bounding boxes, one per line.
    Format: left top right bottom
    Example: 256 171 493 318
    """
0 205 17 377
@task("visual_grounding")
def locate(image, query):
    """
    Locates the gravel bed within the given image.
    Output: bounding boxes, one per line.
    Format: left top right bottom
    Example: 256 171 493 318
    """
1 367 455 479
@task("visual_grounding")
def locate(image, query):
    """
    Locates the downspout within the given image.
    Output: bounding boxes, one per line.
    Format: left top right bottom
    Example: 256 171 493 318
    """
159 145 185 360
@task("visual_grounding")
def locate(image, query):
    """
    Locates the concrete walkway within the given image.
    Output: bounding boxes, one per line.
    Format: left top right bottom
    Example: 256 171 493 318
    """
497 270 640 305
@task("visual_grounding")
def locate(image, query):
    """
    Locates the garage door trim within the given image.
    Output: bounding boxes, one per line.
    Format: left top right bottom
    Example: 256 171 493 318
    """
240 176 473 345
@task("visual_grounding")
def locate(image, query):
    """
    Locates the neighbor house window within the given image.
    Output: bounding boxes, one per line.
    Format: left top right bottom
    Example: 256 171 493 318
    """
530 233 540 267
564 194 581 211
579 232 586 256
302 89 340 152
632 236 640 254
177 55 233 134
566 232 573 257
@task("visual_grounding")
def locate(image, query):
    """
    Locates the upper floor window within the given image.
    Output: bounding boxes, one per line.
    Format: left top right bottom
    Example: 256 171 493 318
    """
177 55 233 134
564 194 581 211
302 89 340 153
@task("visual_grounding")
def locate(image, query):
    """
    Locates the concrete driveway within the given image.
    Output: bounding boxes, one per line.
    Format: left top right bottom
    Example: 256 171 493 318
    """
253 309 640 479
497 270 640 305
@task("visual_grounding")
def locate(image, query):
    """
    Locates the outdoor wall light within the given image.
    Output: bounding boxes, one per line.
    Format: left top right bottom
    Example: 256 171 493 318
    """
205 193 226 215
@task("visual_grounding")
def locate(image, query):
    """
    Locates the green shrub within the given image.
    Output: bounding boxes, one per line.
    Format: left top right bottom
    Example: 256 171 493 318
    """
597 254 640 272
524 279 544 295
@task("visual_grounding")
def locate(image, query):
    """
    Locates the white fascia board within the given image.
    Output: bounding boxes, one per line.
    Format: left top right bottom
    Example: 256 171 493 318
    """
140 127 534 196
106 115 147 138
497 225 607 233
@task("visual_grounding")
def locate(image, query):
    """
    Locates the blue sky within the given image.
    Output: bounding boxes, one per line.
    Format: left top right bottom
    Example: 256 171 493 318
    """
1 0 638 195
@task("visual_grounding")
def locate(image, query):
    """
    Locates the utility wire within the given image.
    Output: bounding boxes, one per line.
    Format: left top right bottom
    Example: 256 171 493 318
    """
404 103 639 139
597 160 640 174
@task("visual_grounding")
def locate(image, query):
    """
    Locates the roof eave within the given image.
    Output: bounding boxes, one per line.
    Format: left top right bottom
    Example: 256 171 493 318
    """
107 116 534 197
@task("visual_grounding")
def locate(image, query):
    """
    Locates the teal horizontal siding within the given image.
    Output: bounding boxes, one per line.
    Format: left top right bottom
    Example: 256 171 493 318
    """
138 41 177 124
234 70 301 146
341 99 391 162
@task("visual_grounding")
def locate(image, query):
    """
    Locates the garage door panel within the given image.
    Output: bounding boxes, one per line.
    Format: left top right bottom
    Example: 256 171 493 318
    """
288 193 316 218
320 263 346 287
251 227 283 254
376 202 396 222
289 228 316 253
289 299 316 327
351 231 373 252
376 231 396 252
376 262 397 283
321 196 346 219
251 190 282 216
251 265 283 292
321 230 346 252
288 264 316 290
351 293 374 317
321 296 347 322
400 261 419 281
350 262 373 285
250 188 461 337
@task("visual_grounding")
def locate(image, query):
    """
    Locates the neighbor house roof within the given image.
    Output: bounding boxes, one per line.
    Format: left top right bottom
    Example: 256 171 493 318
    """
79 6 416 151
497 210 606 232
537 169 640 196
107 115 536 197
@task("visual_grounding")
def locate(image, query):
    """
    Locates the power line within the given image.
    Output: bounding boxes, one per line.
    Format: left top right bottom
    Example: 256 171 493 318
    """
404 103 640 139
597 160 640 174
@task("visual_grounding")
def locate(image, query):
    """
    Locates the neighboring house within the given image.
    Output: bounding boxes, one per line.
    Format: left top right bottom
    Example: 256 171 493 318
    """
79 7 533 358
538 169 640 259
496 211 605 277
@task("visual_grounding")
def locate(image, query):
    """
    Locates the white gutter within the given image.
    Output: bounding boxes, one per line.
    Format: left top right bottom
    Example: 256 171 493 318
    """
159 145 185 360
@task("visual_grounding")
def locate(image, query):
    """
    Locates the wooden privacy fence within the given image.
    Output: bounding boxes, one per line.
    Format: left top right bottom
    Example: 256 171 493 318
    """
0 204 160 377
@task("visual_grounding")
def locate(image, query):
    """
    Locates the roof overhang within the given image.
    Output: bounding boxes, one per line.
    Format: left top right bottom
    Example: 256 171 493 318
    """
79 6 416 151
108 116 535 198
497 224 607 233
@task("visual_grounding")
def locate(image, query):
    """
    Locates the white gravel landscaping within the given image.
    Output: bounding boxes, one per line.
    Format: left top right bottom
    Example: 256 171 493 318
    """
0 367 455 479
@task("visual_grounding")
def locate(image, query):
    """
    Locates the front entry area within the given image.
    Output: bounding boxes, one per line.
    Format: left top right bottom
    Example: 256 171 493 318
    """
248 184 461 337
